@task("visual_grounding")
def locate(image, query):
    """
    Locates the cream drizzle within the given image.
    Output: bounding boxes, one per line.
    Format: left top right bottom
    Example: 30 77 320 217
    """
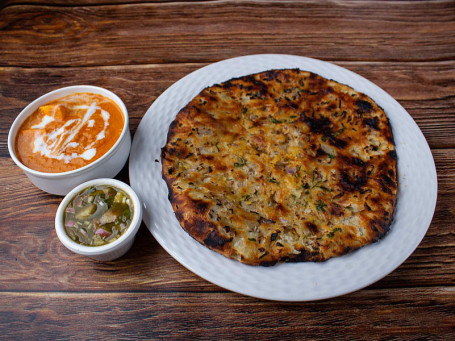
31 115 54 129
31 102 110 163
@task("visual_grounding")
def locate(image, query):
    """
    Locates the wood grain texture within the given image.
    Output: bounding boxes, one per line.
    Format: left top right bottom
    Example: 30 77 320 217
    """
1 1 455 67
1 61 454 150
1 289 454 340
1 0 194 7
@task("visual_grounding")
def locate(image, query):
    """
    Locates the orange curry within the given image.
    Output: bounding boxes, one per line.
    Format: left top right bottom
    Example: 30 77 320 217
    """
15 93 125 173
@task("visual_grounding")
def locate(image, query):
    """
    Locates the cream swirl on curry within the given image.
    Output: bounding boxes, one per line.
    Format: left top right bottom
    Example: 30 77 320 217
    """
15 93 124 173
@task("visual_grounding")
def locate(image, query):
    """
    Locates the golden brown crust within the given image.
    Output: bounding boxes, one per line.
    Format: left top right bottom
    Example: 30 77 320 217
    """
162 69 397 266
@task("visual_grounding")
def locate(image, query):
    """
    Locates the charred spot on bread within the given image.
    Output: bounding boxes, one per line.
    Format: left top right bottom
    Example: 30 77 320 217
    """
204 230 232 248
355 99 373 114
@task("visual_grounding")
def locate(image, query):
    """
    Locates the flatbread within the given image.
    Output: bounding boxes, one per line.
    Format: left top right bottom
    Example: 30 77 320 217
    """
161 69 397 266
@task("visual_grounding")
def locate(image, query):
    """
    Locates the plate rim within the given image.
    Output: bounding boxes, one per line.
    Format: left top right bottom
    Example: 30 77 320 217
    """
129 54 438 301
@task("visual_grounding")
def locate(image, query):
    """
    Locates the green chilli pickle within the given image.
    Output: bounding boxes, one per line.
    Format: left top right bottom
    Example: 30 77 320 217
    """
64 185 133 246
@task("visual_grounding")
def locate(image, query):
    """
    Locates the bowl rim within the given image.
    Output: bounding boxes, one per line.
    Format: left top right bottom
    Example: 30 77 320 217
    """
7 85 129 179
55 178 142 255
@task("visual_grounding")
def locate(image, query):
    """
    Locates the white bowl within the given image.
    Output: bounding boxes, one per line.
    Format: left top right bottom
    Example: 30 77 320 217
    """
55 178 143 261
8 85 131 195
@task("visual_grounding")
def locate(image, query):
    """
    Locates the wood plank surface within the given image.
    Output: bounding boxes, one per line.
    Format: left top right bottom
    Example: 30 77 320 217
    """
1 1 455 67
1 61 454 150
1 288 454 340
0 0 454 339
2 0 188 7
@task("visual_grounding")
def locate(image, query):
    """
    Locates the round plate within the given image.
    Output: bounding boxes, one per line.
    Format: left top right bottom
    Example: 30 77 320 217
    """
129 54 437 301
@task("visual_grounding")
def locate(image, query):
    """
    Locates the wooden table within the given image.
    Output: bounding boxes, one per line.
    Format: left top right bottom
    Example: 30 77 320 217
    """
1 1 454 339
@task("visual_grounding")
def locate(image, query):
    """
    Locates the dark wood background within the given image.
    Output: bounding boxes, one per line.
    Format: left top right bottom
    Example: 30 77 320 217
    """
1 0 454 339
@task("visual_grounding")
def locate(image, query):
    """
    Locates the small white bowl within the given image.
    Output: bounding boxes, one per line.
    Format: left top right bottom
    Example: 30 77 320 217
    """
8 85 131 195
55 178 143 261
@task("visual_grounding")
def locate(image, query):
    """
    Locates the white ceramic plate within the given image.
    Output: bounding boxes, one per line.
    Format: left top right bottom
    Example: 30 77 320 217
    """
129 54 437 301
